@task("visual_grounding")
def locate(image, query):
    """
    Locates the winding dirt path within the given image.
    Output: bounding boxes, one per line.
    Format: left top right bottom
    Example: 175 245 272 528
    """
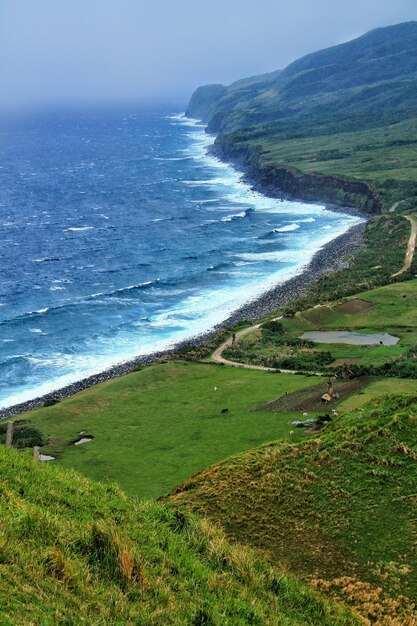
392 215 417 277
211 317 299 374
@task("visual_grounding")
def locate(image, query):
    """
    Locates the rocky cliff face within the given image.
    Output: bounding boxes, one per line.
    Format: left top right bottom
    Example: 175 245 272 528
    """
185 84 226 121
213 140 382 214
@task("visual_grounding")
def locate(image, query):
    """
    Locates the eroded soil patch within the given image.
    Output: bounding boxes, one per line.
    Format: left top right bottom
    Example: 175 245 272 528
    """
335 298 373 314
261 378 368 412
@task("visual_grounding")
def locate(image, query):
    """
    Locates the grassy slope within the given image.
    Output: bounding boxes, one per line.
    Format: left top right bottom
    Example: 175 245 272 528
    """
196 22 417 133
15 282 417 500
257 116 417 190
218 113 417 211
170 394 417 624
0 446 360 625
225 279 417 369
19 362 323 498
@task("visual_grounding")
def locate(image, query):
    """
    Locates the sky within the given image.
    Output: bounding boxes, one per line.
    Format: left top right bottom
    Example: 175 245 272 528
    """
1 0 417 111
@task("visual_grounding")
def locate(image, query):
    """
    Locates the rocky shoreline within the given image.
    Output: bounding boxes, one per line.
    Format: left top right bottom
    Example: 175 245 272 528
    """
0 220 365 419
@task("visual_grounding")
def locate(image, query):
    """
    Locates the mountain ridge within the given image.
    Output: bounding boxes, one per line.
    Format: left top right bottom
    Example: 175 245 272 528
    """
187 21 417 134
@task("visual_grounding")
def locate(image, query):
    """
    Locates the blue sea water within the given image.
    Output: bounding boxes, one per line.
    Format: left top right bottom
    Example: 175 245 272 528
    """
0 106 362 408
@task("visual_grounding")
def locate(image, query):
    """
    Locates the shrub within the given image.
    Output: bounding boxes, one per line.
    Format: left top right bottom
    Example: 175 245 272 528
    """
261 320 284 334
0 420 45 449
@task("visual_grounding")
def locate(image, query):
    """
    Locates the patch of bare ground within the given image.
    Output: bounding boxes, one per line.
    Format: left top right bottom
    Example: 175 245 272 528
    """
328 358 360 367
335 299 374 314
261 378 367 412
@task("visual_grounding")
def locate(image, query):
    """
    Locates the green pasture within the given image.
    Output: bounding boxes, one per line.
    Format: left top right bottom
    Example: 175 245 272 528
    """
283 280 417 366
257 116 417 196
21 362 324 498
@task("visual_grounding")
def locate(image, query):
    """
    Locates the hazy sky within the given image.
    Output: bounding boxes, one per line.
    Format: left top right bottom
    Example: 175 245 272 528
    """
1 0 417 110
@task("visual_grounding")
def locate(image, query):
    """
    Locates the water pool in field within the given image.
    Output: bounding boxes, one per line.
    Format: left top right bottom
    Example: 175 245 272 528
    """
301 331 400 346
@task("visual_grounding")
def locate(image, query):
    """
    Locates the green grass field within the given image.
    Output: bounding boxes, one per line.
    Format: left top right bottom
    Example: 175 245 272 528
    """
258 116 417 190
21 362 324 498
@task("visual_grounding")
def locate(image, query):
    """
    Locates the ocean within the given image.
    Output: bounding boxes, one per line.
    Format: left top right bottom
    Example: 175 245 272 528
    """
0 106 362 408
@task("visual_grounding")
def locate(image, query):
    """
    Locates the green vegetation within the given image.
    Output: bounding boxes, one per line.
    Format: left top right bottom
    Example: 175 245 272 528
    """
0 419 44 449
187 22 417 134
19 362 323 498
170 394 417 624
279 215 417 314
6 22 417 622
225 279 417 375
216 114 417 210
0 446 360 625
16 282 417 501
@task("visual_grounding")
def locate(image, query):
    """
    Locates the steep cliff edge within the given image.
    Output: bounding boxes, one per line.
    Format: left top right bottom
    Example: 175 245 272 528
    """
213 137 382 213
185 83 226 121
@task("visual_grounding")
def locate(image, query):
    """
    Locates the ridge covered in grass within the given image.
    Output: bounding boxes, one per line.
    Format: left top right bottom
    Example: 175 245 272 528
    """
170 395 417 623
0 446 359 625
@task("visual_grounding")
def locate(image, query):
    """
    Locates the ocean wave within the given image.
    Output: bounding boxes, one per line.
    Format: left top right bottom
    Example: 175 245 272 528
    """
64 226 94 232
206 261 232 272
221 211 247 222
167 114 203 128
154 156 192 161
203 209 253 226
0 280 162 328
273 223 300 233
239 251 293 263
189 198 221 204
184 177 233 187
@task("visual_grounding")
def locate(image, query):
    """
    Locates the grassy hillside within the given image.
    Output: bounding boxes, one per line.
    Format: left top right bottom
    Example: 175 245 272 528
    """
15 362 323 498
170 394 417 624
223 279 417 372
187 22 417 134
215 113 417 210
0 446 362 625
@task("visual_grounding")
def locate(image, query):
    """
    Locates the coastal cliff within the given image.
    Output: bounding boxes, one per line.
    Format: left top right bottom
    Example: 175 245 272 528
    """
186 21 417 214
185 84 226 121
213 138 382 213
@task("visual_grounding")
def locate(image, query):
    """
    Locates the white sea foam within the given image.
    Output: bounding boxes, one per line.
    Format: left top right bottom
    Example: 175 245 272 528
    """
65 226 94 232
239 251 292 263
273 223 300 232
221 212 247 222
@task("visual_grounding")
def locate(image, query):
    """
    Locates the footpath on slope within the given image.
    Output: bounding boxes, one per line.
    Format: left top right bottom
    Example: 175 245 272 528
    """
391 215 417 277
211 317 308 375
211 321 276 371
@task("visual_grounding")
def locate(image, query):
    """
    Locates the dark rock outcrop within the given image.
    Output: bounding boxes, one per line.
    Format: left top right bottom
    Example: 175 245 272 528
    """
213 140 382 214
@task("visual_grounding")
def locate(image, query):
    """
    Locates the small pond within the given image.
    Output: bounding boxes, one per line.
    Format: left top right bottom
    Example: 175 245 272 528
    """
301 331 399 346
74 437 93 446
